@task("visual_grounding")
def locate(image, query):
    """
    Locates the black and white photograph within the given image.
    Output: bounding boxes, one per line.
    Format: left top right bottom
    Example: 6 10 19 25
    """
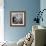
10 11 26 26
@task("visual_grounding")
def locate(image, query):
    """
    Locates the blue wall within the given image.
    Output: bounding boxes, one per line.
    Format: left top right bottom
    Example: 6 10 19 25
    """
4 0 40 42
40 0 46 27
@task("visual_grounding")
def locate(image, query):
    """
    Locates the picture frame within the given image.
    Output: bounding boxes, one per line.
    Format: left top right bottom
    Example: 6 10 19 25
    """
10 11 26 27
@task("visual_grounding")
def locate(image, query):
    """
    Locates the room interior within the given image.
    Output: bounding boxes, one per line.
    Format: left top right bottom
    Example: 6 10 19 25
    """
0 0 46 46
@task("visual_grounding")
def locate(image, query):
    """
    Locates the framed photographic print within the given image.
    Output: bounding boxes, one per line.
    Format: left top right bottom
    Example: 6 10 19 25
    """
10 11 26 27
